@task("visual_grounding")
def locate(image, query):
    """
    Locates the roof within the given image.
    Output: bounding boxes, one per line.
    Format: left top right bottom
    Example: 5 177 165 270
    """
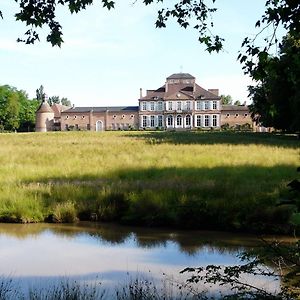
140 83 220 100
51 103 71 118
62 106 139 113
222 105 249 111
167 73 195 80
36 101 54 113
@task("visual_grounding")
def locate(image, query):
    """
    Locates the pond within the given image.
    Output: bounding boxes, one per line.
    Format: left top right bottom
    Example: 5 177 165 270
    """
0 222 281 298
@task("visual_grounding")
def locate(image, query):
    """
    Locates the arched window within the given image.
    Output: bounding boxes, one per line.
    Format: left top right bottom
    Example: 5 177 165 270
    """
185 115 191 126
167 115 173 126
176 115 182 126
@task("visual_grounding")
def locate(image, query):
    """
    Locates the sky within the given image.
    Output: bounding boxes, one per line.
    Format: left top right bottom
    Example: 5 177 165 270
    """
0 1 273 107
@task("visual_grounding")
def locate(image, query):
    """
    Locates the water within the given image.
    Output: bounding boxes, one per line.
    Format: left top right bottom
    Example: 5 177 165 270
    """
0 222 280 298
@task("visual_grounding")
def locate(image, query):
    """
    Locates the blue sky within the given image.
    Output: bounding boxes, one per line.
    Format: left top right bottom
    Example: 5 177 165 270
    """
0 1 273 106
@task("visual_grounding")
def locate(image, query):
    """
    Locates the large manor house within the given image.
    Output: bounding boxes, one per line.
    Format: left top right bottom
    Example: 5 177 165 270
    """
35 73 252 132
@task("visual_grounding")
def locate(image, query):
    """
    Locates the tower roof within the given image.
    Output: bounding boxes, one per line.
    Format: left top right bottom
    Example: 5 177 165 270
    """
167 73 195 80
36 101 54 113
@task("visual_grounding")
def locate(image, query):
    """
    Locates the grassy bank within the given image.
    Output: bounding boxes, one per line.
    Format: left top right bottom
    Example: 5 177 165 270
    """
0 131 299 233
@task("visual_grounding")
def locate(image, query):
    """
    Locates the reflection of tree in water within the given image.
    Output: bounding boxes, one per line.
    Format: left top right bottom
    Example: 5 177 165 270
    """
0 222 267 256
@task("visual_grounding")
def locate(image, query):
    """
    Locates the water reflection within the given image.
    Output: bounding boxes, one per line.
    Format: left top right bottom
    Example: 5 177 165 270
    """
0 222 281 297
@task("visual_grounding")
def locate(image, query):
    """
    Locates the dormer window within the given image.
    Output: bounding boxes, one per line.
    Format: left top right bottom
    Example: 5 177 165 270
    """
122 115 125 119
130 115 134 119
235 113 239 117
74 115 77 119
82 116 85 119
66 115 69 119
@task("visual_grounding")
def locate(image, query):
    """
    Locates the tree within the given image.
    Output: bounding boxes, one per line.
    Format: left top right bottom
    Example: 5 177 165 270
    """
234 100 241 106
0 85 39 132
36 85 45 102
48 96 61 105
248 32 300 132
220 95 233 105
61 97 71 107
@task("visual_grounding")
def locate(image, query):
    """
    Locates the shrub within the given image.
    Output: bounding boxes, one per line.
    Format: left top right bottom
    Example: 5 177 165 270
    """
51 202 78 223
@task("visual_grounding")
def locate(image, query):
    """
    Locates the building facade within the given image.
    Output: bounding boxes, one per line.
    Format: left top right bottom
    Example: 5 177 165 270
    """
35 73 252 132
138 73 221 130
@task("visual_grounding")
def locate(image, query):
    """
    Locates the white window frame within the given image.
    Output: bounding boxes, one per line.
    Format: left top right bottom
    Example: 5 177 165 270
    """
186 101 191 111
213 101 217 110
204 115 209 127
150 102 155 111
142 102 147 111
158 115 163 127
150 115 155 127
177 101 182 111
204 101 209 110
157 101 163 111
176 115 182 127
142 116 147 127
185 115 191 127
196 101 201 110
212 115 217 127
196 115 201 127
168 101 173 111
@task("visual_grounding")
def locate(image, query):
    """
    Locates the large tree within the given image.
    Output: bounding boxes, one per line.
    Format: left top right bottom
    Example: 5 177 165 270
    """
249 32 300 132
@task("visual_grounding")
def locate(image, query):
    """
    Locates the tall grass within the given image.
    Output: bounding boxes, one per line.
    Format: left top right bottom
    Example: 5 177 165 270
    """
0 131 299 232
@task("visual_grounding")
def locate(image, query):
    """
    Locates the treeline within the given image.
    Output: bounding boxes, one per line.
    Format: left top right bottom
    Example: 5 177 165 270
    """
0 85 39 132
0 84 72 132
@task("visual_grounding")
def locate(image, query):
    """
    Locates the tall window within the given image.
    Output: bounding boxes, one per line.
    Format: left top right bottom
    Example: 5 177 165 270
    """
205 101 209 110
204 115 209 127
186 101 191 110
196 101 201 110
157 101 163 111
177 101 182 110
196 115 201 127
212 115 217 127
186 115 191 126
142 116 147 127
167 115 173 126
150 102 155 111
142 102 147 111
150 115 155 127
158 115 163 127
176 115 182 126
213 101 217 110
168 101 173 110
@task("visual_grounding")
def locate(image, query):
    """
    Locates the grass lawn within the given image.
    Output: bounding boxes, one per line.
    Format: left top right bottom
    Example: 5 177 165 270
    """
0 131 299 233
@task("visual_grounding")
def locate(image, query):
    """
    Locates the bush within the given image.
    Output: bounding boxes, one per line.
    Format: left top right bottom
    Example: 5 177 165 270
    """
51 202 78 223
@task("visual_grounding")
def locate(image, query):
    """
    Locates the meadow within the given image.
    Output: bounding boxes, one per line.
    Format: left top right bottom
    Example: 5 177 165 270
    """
0 131 299 233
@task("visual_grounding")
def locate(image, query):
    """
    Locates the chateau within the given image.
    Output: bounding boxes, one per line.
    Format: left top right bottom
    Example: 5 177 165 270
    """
36 73 252 132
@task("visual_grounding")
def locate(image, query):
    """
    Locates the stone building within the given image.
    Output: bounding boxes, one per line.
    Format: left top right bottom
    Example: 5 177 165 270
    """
35 72 253 132
60 106 139 131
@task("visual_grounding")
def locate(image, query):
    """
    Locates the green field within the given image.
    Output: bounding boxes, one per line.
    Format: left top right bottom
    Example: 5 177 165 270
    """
0 131 299 233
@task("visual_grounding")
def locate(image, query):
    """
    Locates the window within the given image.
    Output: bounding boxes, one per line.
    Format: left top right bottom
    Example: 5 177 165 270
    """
226 113 230 117
65 124 69 130
150 102 155 111
204 115 209 127
75 124 79 130
74 115 77 119
157 101 163 111
66 115 69 119
167 115 173 126
176 115 182 126
204 101 209 110
87 124 90 130
113 115 117 119
122 115 125 119
130 115 134 119
186 101 191 110
168 101 173 110
212 115 217 127
158 115 163 127
186 115 191 126
142 102 147 111
150 115 155 127
142 116 147 127
196 115 201 127
244 113 248 117
177 101 182 110
213 101 217 109
82 115 85 119
235 113 239 117
196 101 201 110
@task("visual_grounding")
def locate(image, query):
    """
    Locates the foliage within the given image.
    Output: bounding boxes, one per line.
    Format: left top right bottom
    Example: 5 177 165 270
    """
181 238 300 299
220 95 233 105
0 85 39 132
248 33 300 132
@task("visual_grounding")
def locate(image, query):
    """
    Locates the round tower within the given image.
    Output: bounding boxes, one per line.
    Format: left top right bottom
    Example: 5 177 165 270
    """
35 99 54 132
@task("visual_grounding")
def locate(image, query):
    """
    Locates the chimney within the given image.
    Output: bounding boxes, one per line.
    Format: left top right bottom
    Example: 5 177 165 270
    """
243 101 247 106
165 81 168 93
208 89 219 96
140 88 143 99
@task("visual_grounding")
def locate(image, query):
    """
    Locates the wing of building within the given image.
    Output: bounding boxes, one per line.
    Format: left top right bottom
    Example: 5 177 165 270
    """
35 73 253 132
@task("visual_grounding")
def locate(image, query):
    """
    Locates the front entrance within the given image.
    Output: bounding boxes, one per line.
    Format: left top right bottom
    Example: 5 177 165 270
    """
96 120 104 132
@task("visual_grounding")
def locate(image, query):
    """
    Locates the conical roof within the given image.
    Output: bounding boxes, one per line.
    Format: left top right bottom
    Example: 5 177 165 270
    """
36 100 54 113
